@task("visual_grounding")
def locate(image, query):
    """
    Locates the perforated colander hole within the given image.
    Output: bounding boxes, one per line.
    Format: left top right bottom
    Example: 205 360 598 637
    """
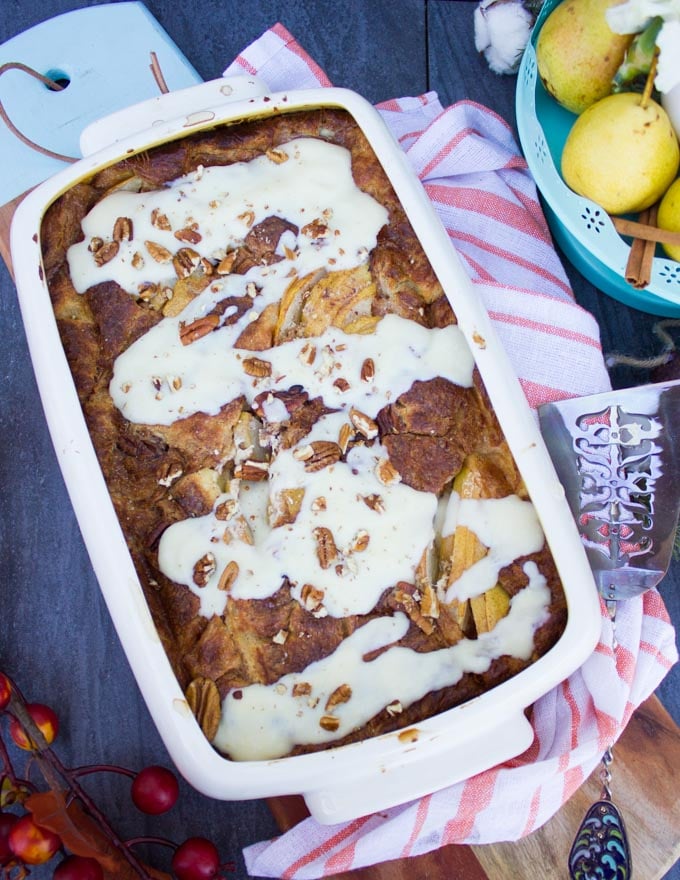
43 69 70 90
580 207 606 233
659 263 680 285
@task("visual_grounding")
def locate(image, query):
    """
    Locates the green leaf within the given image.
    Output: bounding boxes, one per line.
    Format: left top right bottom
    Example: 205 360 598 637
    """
613 17 664 92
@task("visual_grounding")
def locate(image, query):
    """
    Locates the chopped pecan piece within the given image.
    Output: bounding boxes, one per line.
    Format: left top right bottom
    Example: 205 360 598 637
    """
298 342 317 366
93 240 119 266
300 583 325 613
174 224 202 244
266 148 289 164
292 681 312 697
349 407 378 440
151 208 172 231
319 715 340 732
302 219 329 239
350 530 370 553
325 684 352 710
216 252 237 275
113 216 133 242
215 499 237 521
193 552 216 587
145 240 172 263
375 458 401 486
359 493 385 513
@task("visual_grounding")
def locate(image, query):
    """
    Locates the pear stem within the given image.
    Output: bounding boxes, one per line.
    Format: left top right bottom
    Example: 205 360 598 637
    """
640 48 659 109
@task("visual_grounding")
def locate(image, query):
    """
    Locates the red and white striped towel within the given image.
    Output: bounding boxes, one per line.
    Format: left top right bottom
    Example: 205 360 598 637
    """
223 25 678 880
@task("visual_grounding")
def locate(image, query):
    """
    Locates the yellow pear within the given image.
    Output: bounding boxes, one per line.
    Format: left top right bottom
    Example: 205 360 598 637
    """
657 178 680 261
536 0 633 115
561 92 680 215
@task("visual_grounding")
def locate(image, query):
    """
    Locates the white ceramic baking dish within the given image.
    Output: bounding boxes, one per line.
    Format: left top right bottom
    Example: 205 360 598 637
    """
10 77 601 824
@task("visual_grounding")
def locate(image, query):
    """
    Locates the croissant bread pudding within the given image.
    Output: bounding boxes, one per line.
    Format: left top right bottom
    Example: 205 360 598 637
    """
40 108 567 761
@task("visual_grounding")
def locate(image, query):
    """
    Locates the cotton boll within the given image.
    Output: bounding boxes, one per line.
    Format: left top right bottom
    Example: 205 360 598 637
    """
657 20 680 93
606 0 680 35
474 0 535 74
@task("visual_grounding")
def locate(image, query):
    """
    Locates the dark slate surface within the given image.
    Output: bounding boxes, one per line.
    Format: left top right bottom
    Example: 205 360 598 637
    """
1 2 678 878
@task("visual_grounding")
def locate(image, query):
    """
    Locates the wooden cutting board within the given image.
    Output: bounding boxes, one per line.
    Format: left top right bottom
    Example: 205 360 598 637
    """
268 696 680 880
3 191 679 879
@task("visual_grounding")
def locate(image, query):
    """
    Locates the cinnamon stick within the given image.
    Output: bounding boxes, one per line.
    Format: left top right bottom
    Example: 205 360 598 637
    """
611 215 680 247
623 205 658 289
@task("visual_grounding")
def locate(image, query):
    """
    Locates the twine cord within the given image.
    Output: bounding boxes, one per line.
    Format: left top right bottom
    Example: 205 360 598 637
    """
0 61 77 163
0 53 170 164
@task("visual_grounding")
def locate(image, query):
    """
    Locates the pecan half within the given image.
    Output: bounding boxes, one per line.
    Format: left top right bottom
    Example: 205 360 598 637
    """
185 677 221 741
113 216 133 242
360 357 375 383
234 459 270 481
242 356 273 378
217 560 239 592
313 527 338 569
173 247 202 278
179 313 220 345
303 441 342 473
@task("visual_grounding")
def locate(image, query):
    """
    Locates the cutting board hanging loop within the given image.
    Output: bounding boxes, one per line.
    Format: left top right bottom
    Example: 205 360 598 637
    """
0 2 203 206
0 61 76 163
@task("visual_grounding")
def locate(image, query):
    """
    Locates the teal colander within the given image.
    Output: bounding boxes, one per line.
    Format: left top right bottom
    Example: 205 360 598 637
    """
516 0 680 317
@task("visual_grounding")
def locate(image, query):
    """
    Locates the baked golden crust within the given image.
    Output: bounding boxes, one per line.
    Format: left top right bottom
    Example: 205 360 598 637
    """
41 108 567 758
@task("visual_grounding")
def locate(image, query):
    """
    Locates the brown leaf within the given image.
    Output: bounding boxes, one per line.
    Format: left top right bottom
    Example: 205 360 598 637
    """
26 790 171 879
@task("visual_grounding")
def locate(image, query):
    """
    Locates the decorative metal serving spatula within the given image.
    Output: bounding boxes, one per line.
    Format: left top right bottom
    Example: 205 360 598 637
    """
537 378 680 880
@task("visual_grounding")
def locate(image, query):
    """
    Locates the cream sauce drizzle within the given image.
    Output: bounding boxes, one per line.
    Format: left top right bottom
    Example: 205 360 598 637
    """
67 138 388 293
442 494 546 604
158 409 438 618
214 561 550 761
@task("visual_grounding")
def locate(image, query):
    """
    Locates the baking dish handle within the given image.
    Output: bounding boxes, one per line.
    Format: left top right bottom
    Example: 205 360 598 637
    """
79 75 270 157
301 709 535 825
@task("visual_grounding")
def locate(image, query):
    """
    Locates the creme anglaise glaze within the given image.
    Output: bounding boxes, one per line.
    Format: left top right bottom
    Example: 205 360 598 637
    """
66 135 551 759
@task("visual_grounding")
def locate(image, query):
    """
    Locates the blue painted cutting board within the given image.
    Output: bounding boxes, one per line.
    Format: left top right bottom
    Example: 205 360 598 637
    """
0 2 202 205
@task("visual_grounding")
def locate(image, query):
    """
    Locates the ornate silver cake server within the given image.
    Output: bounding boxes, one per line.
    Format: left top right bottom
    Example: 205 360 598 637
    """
538 378 680 880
